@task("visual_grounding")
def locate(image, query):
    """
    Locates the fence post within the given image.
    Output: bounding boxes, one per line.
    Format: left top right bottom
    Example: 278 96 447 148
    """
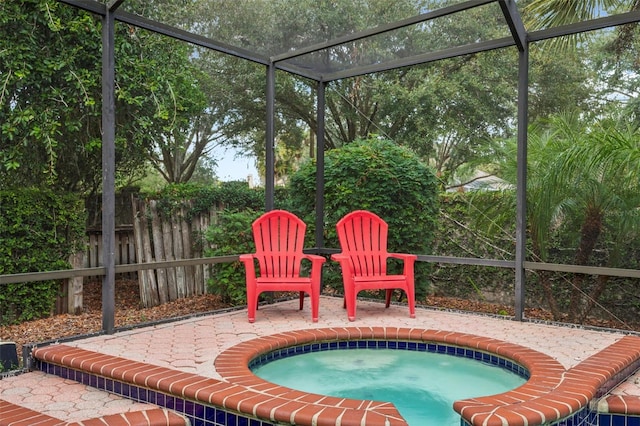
67 251 85 314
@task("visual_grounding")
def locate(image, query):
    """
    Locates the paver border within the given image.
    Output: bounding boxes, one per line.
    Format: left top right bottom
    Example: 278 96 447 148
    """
28 328 640 426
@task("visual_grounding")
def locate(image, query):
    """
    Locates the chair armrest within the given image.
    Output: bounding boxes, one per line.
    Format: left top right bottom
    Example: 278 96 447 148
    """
330 253 355 275
387 253 417 262
330 253 350 262
387 253 417 275
302 254 327 265
239 254 257 280
239 253 256 263
302 254 326 282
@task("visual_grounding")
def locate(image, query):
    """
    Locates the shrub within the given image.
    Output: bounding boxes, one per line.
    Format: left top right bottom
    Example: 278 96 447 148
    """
204 210 261 304
0 188 85 324
288 137 439 297
148 181 265 219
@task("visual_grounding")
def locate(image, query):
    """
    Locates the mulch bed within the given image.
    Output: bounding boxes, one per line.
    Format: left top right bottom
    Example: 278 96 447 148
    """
0 279 634 364
0 280 233 360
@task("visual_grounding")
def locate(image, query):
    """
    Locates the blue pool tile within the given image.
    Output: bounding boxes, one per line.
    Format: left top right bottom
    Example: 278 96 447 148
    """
184 400 195 416
175 398 185 412
626 415 640 426
129 385 139 401
194 403 205 419
611 413 627 426
226 412 237 425
204 405 216 421
216 407 227 424
138 387 148 402
166 395 176 410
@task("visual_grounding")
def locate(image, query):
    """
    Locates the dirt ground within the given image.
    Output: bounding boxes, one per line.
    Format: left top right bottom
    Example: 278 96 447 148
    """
0 279 631 363
0 280 233 361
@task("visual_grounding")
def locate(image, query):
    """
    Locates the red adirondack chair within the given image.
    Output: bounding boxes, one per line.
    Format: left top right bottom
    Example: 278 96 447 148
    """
332 210 416 321
240 210 326 323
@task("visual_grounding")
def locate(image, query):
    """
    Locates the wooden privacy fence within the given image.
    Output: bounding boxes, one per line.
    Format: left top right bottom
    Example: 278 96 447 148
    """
131 197 220 308
85 228 137 279
82 198 221 308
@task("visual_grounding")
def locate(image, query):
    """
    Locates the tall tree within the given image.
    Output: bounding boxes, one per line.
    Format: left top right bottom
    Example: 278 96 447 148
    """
524 0 639 49
493 113 640 321
0 1 211 192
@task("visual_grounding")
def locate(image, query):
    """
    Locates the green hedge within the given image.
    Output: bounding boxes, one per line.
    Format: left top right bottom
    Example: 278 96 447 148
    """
288 137 439 298
0 188 85 324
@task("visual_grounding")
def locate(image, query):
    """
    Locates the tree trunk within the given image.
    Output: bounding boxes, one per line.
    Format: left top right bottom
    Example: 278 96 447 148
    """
578 274 610 323
567 210 603 322
537 270 562 320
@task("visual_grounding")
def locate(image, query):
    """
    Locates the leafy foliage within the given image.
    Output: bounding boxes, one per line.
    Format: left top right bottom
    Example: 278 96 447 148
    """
433 192 516 300
144 181 265 220
484 113 640 321
0 1 210 192
204 210 261 304
289 137 439 297
0 188 86 324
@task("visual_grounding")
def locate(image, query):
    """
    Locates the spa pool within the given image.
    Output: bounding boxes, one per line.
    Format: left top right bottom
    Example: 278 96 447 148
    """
251 346 527 424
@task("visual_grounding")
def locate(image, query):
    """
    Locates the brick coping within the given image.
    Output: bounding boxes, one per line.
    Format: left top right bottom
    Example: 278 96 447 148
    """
0 398 186 426
29 328 640 426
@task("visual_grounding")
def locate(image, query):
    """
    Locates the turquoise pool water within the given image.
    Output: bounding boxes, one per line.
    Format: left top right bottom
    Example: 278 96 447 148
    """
252 348 526 425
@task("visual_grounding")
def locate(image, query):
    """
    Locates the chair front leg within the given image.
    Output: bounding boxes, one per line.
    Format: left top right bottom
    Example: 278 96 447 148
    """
246 285 258 323
344 281 357 321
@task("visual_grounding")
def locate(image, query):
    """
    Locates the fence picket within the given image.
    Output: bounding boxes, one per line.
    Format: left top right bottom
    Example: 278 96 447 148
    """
172 213 186 299
82 197 221 308
150 200 169 304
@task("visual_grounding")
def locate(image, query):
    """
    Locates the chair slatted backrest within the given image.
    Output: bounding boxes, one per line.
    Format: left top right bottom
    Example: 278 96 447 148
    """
336 210 389 277
252 210 305 279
